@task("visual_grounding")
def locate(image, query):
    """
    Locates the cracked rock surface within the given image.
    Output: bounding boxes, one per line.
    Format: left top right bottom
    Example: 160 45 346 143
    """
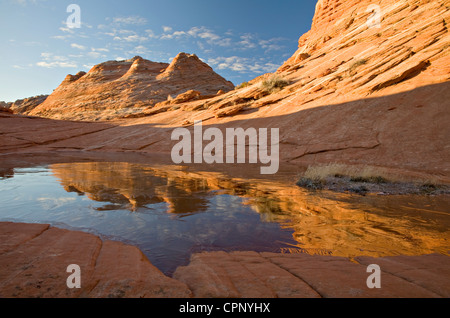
0 222 448 298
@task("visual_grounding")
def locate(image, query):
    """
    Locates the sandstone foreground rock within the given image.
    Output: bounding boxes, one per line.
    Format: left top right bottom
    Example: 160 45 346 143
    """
1 0 449 300
0 222 191 298
0 222 448 298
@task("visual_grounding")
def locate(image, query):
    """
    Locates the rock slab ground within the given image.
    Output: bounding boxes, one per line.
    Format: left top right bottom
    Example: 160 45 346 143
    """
0 222 448 298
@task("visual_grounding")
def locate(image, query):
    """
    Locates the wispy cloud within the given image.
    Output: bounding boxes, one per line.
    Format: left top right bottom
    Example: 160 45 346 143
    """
12 0 40 6
71 43 86 50
127 45 150 55
37 197 77 209
113 16 147 25
160 26 230 47
208 56 279 74
113 34 148 42
238 34 257 49
36 52 77 68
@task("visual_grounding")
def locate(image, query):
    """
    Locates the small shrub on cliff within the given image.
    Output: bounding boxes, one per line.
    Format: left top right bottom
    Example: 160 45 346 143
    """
235 82 250 90
349 58 368 74
296 177 325 190
260 75 290 94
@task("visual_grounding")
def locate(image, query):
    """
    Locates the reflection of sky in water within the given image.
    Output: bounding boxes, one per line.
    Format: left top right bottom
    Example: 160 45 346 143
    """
1 163 449 275
0 165 297 275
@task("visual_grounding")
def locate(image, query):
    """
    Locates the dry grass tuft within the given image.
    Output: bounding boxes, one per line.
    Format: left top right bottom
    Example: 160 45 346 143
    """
302 163 389 182
260 74 290 94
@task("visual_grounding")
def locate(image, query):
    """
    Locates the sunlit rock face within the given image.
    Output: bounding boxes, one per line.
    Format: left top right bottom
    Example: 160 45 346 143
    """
29 53 234 121
51 162 450 259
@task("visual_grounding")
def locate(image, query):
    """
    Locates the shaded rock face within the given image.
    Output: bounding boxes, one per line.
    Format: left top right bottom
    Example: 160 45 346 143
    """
5 95 48 115
29 53 234 121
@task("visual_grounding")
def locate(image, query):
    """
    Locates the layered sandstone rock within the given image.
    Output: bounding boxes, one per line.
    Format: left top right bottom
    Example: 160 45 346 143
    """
1 222 448 298
174 251 449 298
0 222 191 298
29 53 234 121
2 95 48 114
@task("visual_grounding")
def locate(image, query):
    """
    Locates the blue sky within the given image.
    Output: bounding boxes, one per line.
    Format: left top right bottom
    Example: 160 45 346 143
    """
0 0 316 102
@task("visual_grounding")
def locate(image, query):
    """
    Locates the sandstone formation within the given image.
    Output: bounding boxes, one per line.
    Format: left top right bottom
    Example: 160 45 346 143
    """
1 0 449 298
0 222 448 298
0 101 10 110
7 95 48 114
174 251 449 298
1 0 448 182
0 222 191 298
28 53 234 121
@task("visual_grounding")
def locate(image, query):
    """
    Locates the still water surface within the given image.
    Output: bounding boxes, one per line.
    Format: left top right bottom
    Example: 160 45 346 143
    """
0 162 449 275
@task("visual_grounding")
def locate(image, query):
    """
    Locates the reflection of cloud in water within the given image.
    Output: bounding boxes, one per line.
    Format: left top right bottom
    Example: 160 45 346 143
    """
37 197 76 210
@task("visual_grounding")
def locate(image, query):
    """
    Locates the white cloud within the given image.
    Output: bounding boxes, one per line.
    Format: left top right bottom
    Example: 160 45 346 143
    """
127 45 150 55
198 31 220 41
259 38 286 52
160 30 187 40
86 51 104 59
145 29 156 38
12 0 40 6
118 29 136 35
59 26 75 34
52 35 71 40
238 34 257 49
160 26 228 47
71 43 86 50
113 34 148 42
208 56 278 74
113 16 147 25
36 61 77 68
36 52 77 68
92 47 109 52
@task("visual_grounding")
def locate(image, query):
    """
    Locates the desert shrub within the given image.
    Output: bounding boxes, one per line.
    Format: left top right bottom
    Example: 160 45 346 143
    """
349 58 368 74
296 177 325 190
420 183 439 194
260 75 290 94
349 176 388 184
235 82 251 90
301 163 391 183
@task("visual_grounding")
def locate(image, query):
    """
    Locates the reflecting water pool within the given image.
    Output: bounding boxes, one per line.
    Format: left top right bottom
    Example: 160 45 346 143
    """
0 162 449 275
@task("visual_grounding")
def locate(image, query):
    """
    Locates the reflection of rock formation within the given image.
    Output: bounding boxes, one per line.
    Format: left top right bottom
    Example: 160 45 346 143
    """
0 168 14 179
52 162 210 214
51 162 450 258
247 191 450 258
